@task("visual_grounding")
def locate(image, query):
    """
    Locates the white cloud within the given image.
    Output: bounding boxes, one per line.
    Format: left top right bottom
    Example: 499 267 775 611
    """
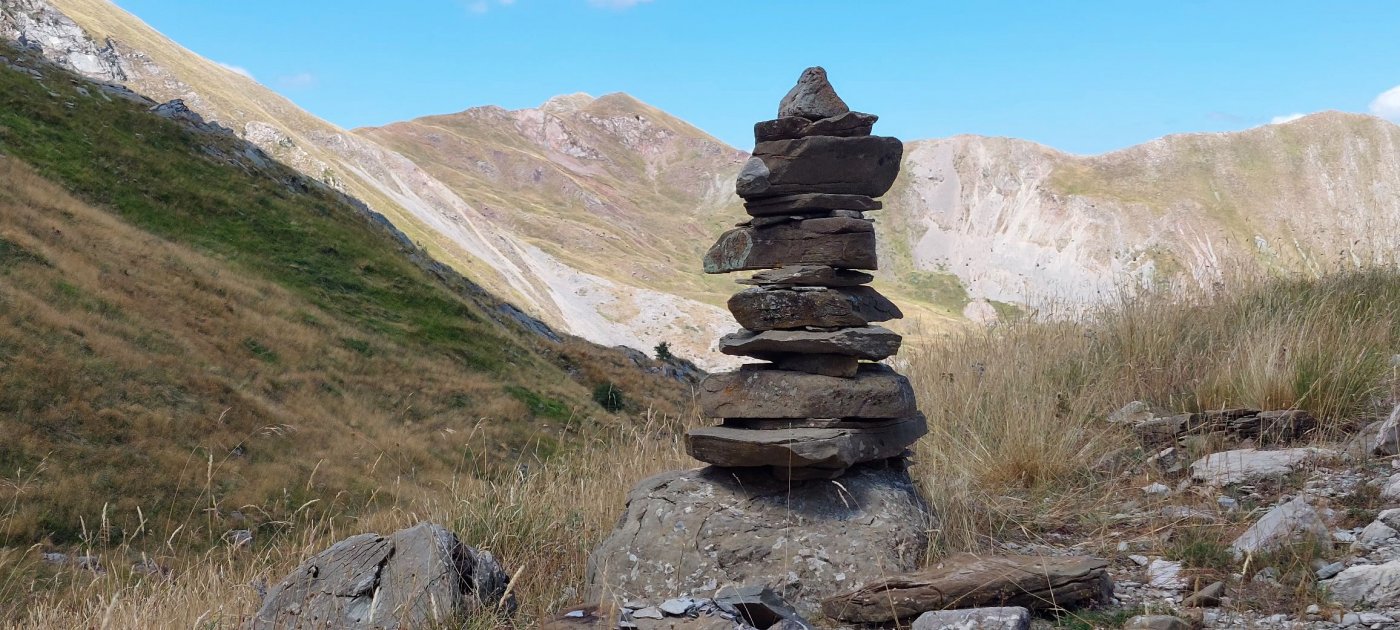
1269 113 1305 125
277 72 317 90
464 0 514 13
215 61 254 80
588 0 653 8
1370 85 1400 122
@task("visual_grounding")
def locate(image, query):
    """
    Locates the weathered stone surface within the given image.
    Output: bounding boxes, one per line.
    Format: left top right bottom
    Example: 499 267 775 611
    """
1189 447 1334 486
1133 408 1316 448
585 463 932 619
1181 581 1225 608
738 135 903 198
1322 559 1400 606
743 192 881 217
1372 405 1400 456
699 363 915 418
912 607 1030 630
703 219 876 273
754 111 878 143
1229 496 1330 557
720 326 901 360
1123 615 1191 630
777 66 849 120
822 554 1111 623
249 523 513 630
736 265 875 287
686 415 926 470
727 286 901 331
712 585 804 627
769 353 860 377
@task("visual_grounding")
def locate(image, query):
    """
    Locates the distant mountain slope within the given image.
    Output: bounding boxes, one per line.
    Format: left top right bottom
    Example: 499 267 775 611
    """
0 43 693 545
2 0 739 367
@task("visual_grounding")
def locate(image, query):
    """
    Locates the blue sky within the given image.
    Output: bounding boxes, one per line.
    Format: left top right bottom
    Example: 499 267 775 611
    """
116 0 1400 154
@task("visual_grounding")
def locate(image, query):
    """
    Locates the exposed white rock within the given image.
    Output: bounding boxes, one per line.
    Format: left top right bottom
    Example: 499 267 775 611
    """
1189 448 1333 486
1372 405 1400 456
1324 559 1400 606
1229 496 1330 557
912 607 1030 630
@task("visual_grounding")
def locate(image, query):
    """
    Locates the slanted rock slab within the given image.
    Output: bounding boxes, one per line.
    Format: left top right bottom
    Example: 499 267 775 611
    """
753 111 878 143
699 363 916 419
585 463 932 619
1322 559 1400 606
686 415 927 470
704 218 876 273
727 286 901 331
1189 447 1334 486
249 522 512 630
743 192 881 216
912 607 1030 630
738 135 903 198
821 553 1112 624
1229 496 1330 557
719 326 901 360
735 264 875 287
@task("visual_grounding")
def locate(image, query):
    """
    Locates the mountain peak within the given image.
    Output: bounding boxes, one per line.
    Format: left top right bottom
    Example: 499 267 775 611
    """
540 92 596 115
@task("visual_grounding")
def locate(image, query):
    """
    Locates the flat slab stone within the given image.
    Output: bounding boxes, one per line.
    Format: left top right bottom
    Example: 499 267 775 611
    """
736 265 874 287
1229 496 1330 557
699 363 916 419
822 554 1112 623
727 286 901 331
753 112 878 143
769 353 859 377
703 218 876 273
912 607 1031 630
719 326 902 361
685 415 926 470
744 192 881 217
737 135 903 199
1189 447 1334 486
584 463 933 619
1322 559 1400 606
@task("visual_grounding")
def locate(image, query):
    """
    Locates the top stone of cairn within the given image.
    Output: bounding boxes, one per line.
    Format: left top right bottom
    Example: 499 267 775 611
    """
778 67 850 120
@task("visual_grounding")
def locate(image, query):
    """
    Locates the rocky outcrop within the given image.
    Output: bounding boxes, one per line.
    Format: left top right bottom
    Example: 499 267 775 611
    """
249 523 513 629
0 0 125 81
584 463 932 619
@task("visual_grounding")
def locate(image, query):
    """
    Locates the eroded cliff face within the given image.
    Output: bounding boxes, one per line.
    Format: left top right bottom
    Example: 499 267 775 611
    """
888 114 1400 312
0 0 122 81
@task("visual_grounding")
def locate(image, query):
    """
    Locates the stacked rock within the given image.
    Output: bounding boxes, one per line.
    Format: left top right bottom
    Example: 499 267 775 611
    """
687 67 926 481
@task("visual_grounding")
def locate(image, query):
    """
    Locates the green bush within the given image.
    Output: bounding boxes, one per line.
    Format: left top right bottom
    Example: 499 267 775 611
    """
592 382 625 412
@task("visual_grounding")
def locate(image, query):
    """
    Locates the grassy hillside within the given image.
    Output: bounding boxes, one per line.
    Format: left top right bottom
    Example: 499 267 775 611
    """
0 43 696 618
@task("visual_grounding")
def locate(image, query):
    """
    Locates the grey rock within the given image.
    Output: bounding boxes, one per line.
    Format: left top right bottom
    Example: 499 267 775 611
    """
738 135 903 198
1182 580 1225 607
754 111 878 143
1316 560 1346 580
1122 615 1191 630
1353 519 1400 551
699 363 916 419
1106 400 1167 425
1373 405 1400 456
719 326 901 361
768 353 860 378
227 529 254 548
704 218 877 273
1230 496 1331 557
736 265 875 287
657 598 694 616
633 606 664 619
777 66 849 120
912 607 1030 630
1146 558 1186 590
250 522 513 629
743 193 881 217
0 0 127 82
585 464 932 619
1381 473 1400 501
1323 559 1400 606
713 584 803 627
727 286 901 331
1189 447 1333 486
686 415 927 472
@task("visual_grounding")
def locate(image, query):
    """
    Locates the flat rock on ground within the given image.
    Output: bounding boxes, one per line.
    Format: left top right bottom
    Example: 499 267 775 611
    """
1230 496 1331 557
584 462 932 620
821 553 1111 624
1322 559 1400 607
1189 447 1334 486
911 607 1030 629
699 363 916 419
704 218 876 273
249 522 512 629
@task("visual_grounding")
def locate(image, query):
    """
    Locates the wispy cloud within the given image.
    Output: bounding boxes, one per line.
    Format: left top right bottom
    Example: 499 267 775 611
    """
215 61 254 80
1269 112 1305 125
277 72 317 90
588 0 654 8
1371 85 1400 122
464 0 515 13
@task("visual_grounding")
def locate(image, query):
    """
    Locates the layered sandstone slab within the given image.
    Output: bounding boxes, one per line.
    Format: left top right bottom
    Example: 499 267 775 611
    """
699 363 915 419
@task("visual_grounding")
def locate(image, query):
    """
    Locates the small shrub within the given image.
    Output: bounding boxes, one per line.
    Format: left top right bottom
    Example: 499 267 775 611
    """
592 382 625 413
654 341 673 361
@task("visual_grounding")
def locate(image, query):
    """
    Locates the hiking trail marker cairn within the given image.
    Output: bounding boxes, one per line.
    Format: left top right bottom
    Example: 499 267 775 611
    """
687 67 926 480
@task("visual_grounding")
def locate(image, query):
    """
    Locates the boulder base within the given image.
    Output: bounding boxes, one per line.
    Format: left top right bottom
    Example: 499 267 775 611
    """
584 463 933 619
249 523 512 630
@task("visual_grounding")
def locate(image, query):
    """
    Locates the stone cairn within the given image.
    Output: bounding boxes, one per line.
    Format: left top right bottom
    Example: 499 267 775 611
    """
687 67 926 480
